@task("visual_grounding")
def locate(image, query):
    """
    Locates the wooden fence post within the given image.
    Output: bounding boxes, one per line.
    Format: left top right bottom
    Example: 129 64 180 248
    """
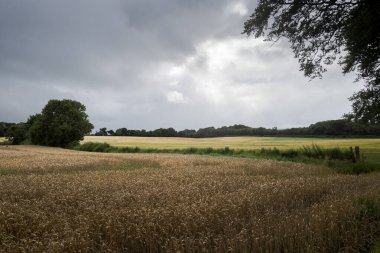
355 146 360 162
350 146 356 163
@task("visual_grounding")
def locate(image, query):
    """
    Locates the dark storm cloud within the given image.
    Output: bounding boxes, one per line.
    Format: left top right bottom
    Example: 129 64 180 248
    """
0 0 363 130
0 0 248 82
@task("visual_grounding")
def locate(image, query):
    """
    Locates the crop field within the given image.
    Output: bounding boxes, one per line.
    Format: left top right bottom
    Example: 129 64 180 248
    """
84 136 380 162
1 145 379 252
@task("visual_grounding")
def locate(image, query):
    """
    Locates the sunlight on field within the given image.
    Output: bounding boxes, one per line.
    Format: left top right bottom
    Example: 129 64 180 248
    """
0 145 379 252
0 137 6 143
84 136 380 150
84 136 380 161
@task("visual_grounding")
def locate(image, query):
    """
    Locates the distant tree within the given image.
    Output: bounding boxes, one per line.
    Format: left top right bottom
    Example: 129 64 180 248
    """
107 129 115 136
243 0 380 123
165 128 177 137
6 123 28 145
29 99 93 147
0 124 4 137
115 128 129 136
152 128 177 137
309 119 349 135
178 129 197 137
0 122 16 137
197 127 217 137
95 128 108 136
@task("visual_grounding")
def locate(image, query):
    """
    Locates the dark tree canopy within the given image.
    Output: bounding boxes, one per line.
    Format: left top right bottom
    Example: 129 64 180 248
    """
29 99 93 147
6 123 28 145
345 86 380 124
100 122 379 138
0 122 15 137
95 127 108 136
243 0 380 124
243 0 380 85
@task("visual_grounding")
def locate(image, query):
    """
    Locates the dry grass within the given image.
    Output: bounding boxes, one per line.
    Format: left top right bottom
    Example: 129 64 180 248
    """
0 145 379 252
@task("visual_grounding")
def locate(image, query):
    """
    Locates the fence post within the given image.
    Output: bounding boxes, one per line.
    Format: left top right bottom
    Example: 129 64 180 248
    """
350 146 356 163
355 146 360 162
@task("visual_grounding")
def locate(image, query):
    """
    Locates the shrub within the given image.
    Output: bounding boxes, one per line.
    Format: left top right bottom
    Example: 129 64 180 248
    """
281 149 299 158
353 161 377 175
301 144 324 159
74 142 110 152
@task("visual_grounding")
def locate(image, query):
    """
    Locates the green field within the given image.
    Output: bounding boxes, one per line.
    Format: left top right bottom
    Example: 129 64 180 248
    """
84 136 380 162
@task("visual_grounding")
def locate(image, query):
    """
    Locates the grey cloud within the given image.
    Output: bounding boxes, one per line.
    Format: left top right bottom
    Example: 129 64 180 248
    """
0 0 363 130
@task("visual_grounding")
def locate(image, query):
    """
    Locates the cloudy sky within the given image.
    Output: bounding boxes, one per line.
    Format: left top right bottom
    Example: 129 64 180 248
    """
0 0 364 131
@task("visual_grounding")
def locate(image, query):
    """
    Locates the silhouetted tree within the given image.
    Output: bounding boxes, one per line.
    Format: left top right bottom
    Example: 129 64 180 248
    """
243 0 380 123
345 86 380 124
244 0 379 83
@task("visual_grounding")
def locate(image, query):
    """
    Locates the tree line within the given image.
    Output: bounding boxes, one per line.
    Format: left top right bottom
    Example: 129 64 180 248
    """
2 118 379 143
90 120 380 138
2 101 379 145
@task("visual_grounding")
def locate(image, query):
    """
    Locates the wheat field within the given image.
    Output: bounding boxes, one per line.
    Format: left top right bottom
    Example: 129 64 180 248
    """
84 136 380 163
0 145 379 252
83 136 380 150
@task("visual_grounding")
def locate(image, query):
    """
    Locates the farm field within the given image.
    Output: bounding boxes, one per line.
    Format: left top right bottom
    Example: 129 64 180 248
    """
84 136 380 162
0 145 379 252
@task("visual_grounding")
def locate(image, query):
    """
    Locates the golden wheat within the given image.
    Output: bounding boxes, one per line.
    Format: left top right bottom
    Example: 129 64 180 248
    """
0 145 379 252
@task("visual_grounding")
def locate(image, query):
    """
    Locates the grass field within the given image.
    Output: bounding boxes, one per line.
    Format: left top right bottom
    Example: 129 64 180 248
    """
0 145 379 252
84 136 380 162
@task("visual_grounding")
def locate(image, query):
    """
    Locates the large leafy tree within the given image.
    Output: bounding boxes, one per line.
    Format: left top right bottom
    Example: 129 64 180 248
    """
29 99 93 147
243 0 380 122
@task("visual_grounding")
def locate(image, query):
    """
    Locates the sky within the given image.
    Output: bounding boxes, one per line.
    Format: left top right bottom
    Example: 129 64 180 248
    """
0 0 364 131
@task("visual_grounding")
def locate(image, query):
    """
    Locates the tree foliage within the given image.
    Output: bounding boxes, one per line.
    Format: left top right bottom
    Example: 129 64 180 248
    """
0 122 15 137
95 127 108 136
243 0 380 124
345 86 380 124
29 99 93 147
243 0 380 85
6 123 28 145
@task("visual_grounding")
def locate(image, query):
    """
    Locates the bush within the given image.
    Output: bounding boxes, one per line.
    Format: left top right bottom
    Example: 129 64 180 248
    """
301 144 324 159
223 146 232 154
205 147 213 154
281 149 299 158
353 161 378 175
74 142 110 152
325 148 351 160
